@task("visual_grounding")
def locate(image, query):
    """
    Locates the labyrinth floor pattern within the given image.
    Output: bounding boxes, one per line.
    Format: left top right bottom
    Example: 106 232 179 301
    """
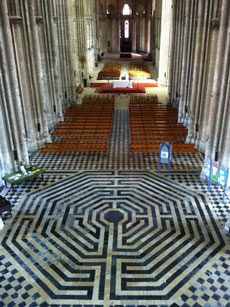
1 171 229 307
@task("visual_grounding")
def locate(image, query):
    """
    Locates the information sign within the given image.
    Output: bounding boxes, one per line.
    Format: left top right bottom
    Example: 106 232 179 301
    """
203 161 210 177
217 168 226 186
161 144 169 163
158 142 172 175
207 160 229 201
211 163 218 182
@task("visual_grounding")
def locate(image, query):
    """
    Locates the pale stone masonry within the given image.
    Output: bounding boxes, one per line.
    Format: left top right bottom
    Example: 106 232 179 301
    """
167 0 230 174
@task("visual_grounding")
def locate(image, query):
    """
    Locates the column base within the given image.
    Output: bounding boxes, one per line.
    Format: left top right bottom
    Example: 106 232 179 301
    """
197 138 208 153
27 135 51 153
186 136 195 144
27 139 40 152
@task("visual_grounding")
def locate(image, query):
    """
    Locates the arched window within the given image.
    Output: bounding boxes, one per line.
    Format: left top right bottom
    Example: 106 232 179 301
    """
124 20 129 38
122 4 131 15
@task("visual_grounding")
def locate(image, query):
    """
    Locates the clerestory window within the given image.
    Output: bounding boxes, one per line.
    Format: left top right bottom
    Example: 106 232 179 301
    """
122 4 131 15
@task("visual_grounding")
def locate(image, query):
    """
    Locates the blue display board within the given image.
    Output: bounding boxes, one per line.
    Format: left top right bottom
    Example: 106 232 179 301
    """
207 160 229 201
158 142 172 175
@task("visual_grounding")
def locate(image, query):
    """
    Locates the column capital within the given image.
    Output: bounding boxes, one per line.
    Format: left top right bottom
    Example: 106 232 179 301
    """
211 18 220 28
9 16 22 24
53 16 58 23
35 16 43 24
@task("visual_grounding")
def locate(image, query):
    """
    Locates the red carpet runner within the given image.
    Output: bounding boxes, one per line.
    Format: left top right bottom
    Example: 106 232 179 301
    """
98 83 146 94
90 82 158 88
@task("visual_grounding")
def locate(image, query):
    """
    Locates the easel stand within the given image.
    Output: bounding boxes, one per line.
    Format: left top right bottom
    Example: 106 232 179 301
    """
158 142 172 175
207 160 229 201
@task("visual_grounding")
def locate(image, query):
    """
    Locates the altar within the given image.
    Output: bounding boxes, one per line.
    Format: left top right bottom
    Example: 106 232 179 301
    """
98 82 146 94
113 80 133 88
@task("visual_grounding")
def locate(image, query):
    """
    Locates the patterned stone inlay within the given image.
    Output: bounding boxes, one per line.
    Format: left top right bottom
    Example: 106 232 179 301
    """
0 171 226 304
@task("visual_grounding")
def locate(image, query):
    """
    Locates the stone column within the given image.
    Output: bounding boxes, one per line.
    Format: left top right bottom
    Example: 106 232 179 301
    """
198 18 219 152
145 15 151 53
56 0 68 106
10 20 39 151
186 0 206 143
111 17 117 52
158 0 172 86
183 0 198 124
168 0 177 104
62 0 71 103
178 0 191 122
65 0 75 103
140 17 145 51
212 30 230 159
95 0 100 57
36 11 55 131
23 0 50 145
102 16 108 53
194 0 215 147
132 16 137 52
0 76 15 176
75 0 88 83
0 0 29 166
117 15 120 53
219 71 230 168
47 0 63 120
205 0 230 161
172 0 184 108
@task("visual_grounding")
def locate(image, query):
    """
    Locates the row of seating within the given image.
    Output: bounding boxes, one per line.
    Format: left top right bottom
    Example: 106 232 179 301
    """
129 97 196 153
130 143 197 153
82 94 115 104
130 95 159 104
98 62 121 80
42 97 114 153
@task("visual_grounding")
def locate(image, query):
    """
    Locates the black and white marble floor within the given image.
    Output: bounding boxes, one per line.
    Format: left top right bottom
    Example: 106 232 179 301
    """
0 108 230 307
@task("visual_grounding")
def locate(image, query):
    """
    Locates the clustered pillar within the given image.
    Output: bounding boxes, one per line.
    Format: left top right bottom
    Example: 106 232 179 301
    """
158 0 172 86
0 0 29 173
168 0 230 173
0 0 98 185
132 17 137 52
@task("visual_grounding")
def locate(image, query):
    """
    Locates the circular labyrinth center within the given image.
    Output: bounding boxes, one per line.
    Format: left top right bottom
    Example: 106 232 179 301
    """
104 210 124 223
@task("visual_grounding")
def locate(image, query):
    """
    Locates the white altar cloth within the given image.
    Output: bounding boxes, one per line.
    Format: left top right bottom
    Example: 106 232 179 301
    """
113 80 133 88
